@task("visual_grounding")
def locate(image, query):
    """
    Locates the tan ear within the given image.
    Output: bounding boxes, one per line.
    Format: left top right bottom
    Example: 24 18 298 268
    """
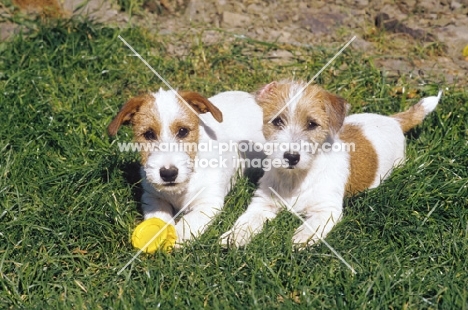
179 91 223 122
107 94 153 136
325 92 348 134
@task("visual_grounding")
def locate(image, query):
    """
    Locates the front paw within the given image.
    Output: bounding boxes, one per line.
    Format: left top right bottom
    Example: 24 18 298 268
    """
220 225 256 248
291 225 321 248
221 206 279 248
220 215 267 248
175 221 195 245
292 211 342 248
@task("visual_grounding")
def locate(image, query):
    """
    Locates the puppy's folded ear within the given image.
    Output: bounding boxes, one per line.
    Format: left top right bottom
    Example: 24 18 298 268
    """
179 91 223 122
107 94 153 136
256 81 278 100
325 92 348 135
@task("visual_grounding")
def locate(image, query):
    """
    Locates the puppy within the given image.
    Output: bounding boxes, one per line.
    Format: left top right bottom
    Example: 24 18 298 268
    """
108 89 264 245
221 80 441 247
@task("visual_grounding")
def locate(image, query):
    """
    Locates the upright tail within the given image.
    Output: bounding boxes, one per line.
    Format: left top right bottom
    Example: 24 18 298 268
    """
392 90 442 132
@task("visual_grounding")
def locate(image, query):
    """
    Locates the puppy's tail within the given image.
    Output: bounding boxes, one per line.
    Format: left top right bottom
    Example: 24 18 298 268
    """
391 90 442 133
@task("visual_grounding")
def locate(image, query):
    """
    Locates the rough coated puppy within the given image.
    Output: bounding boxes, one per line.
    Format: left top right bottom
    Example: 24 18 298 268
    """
108 89 264 245
221 81 441 247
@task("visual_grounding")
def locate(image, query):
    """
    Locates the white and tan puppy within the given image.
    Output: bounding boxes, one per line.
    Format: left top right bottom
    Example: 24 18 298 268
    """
221 80 441 247
108 89 264 245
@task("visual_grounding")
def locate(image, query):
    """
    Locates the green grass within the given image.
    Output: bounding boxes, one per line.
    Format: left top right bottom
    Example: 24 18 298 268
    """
0 19 467 308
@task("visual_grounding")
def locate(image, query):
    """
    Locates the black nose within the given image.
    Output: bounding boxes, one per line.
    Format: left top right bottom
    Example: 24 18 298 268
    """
160 166 178 182
284 152 300 166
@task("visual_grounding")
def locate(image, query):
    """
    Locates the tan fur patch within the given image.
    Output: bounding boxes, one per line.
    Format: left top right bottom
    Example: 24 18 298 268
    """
13 0 66 17
323 92 348 134
340 124 378 196
256 82 347 143
179 91 223 122
108 93 206 164
256 82 293 139
131 95 161 164
107 94 155 136
169 114 200 161
131 101 163 165
392 102 427 132
294 86 330 143
107 94 161 164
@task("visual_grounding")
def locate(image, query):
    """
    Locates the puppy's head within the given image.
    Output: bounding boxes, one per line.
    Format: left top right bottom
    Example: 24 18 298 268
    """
108 88 222 191
256 81 348 171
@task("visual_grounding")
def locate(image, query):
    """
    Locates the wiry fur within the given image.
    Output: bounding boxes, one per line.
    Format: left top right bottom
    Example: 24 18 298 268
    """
109 89 264 245
221 81 440 247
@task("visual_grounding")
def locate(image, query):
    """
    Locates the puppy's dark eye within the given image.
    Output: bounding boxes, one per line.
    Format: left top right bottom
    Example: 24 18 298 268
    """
272 117 284 127
177 127 189 139
143 129 156 140
307 120 319 130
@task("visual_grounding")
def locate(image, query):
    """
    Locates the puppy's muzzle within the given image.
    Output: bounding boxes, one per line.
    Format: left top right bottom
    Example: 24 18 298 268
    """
284 152 300 167
160 166 179 182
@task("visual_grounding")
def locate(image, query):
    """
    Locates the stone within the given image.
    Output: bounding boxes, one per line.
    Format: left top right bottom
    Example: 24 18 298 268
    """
267 49 294 63
0 22 21 41
351 37 374 52
300 12 345 34
221 11 251 28
450 1 463 9
63 0 123 23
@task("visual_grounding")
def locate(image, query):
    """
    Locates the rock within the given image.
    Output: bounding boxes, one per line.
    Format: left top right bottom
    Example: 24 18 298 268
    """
300 12 345 34
268 50 294 59
246 4 263 15
374 58 415 79
201 30 222 44
395 0 417 14
346 0 369 9
266 49 294 63
221 11 251 28
375 13 435 42
0 22 21 41
351 37 374 52
300 15 326 33
450 1 463 9
63 0 124 23
275 12 290 23
419 0 445 13
379 4 406 20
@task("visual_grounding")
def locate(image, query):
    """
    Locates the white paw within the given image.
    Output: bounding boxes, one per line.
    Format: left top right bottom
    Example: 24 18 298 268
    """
291 226 321 247
175 221 196 244
174 209 217 245
219 230 232 247
220 206 279 248
220 224 257 248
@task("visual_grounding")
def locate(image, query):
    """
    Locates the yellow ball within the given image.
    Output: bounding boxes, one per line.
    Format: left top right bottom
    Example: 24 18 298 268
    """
131 218 177 253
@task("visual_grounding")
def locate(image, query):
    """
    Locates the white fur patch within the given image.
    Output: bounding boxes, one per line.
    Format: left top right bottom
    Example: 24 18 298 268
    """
286 82 305 112
420 90 442 116
137 89 264 244
221 83 436 248
152 89 183 142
